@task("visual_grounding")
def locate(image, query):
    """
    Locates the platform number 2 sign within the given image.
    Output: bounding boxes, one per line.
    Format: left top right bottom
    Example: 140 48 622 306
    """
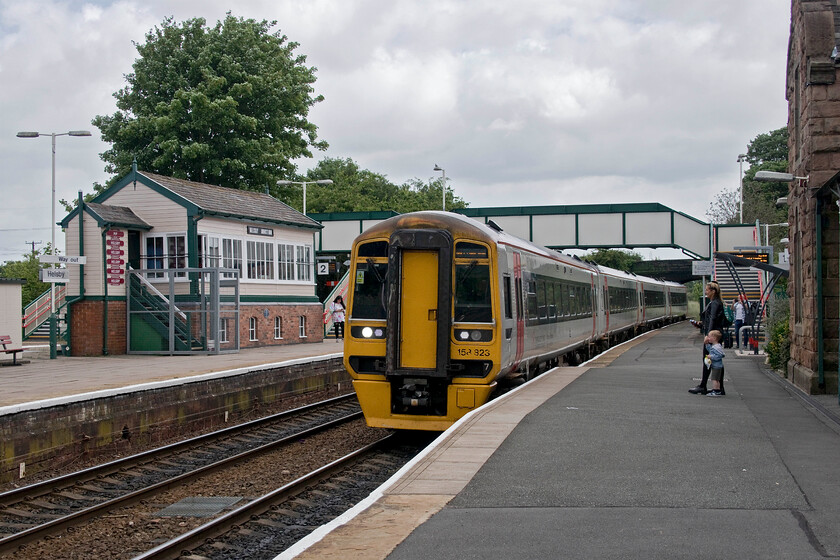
317 262 329 275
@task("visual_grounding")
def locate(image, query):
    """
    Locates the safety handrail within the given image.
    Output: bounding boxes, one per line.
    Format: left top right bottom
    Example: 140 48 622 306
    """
131 269 187 322
22 285 66 337
323 269 350 335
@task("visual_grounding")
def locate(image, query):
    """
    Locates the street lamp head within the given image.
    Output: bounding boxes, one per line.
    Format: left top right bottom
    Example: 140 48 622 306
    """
433 164 443 172
16 131 40 138
68 130 91 137
276 180 292 186
314 179 333 185
737 153 747 162
755 170 809 182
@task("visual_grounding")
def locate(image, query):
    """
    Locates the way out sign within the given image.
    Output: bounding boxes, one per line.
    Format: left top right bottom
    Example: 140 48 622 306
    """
40 255 87 265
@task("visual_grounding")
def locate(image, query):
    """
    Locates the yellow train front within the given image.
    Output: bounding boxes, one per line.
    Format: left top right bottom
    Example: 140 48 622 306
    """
344 211 503 431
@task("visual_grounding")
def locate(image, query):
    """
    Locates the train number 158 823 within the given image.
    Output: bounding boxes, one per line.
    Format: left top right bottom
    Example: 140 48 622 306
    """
455 348 490 357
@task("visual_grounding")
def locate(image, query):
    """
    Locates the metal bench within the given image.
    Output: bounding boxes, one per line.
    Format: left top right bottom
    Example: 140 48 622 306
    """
0 335 24 365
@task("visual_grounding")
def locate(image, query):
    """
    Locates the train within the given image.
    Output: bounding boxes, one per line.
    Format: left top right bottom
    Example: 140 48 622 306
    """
343 211 687 431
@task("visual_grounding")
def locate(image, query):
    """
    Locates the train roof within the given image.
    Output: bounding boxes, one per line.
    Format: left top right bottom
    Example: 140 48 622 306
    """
356 211 598 271
353 211 685 288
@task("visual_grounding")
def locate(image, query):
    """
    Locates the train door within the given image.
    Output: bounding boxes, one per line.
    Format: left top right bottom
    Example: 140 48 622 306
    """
399 250 438 368
511 251 525 371
386 229 452 378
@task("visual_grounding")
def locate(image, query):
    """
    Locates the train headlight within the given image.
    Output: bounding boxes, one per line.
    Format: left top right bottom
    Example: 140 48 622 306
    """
454 329 493 342
351 326 386 339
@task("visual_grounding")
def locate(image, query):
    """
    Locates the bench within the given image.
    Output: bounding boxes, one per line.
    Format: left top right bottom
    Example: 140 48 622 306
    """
0 335 24 365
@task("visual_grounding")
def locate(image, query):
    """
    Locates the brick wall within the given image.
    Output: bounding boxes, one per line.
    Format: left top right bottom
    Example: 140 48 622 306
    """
786 0 840 393
69 300 127 356
71 300 324 355
235 303 324 349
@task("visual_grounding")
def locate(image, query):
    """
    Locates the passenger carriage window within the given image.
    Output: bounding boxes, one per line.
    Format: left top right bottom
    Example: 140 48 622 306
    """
537 279 547 319
548 281 558 320
526 280 538 320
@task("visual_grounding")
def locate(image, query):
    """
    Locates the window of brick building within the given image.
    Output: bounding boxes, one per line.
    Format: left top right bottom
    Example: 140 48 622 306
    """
299 315 307 338
249 317 258 341
274 316 283 339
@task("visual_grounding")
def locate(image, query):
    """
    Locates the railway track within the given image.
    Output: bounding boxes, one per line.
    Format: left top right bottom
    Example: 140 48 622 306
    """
0 394 362 554
135 433 423 560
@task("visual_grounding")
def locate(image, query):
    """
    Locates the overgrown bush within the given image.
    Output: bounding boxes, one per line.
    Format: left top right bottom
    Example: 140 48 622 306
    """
764 293 791 373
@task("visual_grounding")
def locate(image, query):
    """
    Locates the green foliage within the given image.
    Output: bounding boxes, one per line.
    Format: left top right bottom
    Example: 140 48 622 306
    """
581 248 643 271
92 13 326 194
284 157 468 214
764 294 791 373
0 247 53 307
707 126 789 229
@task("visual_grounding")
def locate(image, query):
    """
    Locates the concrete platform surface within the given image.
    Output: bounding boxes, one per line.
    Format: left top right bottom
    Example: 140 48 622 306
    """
286 323 840 560
0 340 343 411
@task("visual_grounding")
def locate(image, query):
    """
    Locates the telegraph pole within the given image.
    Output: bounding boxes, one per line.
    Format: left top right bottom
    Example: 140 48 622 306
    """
25 240 43 258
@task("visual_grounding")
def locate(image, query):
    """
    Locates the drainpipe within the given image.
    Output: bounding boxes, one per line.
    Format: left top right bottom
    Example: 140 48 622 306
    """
78 191 85 297
816 198 824 389
102 228 109 355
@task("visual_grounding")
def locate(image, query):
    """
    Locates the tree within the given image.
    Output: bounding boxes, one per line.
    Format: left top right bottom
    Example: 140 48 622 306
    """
707 127 789 234
706 188 739 224
0 246 54 307
283 157 468 214
582 248 643 271
92 14 326 194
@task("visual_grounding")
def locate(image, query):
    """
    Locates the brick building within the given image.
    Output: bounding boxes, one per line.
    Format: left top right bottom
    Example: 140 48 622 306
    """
786 0 840 394
60 167 324 356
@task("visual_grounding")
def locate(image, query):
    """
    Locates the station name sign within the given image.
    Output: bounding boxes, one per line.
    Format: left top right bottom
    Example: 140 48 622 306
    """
247 226 274 237
40 269 69 282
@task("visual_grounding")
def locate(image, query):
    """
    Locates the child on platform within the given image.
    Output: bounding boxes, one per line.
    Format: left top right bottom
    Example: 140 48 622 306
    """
704 330 725 397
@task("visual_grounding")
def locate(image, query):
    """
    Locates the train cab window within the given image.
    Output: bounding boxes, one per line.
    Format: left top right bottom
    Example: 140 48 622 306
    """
352 261 388 319
455 262 492 322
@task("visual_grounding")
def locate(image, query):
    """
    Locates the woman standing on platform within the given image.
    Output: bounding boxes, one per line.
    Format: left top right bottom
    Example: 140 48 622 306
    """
689 281 726 396
330 296 345 342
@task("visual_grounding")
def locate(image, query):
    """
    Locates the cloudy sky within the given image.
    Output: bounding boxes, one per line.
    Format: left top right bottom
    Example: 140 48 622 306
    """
1 0 791 262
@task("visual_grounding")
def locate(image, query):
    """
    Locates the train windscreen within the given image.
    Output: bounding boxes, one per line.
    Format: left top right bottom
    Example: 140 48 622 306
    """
454 263 492 322
353 261 388 319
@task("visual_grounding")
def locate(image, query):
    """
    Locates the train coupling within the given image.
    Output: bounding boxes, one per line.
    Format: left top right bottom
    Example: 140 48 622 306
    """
399 378 430 408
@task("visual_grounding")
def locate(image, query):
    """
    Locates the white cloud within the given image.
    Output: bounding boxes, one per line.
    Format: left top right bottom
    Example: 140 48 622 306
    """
0 0 790 261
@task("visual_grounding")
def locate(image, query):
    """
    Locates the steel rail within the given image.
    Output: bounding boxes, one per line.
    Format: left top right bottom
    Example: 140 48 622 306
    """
0 397 361 552
134 433 397 560
0 393 356 508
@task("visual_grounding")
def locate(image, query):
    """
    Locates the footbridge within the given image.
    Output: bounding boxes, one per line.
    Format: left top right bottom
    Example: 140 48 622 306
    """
311 203 761 268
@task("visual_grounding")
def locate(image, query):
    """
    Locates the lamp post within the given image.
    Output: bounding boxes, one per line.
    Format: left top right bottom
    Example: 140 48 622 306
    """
737 153 747 223
762 222 789 250
17 130 91 359
433 164 446 211
276 179 333 215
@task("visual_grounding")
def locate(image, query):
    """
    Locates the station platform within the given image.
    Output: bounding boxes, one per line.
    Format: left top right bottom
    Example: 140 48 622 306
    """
285 322 840 560
0 340 344 412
